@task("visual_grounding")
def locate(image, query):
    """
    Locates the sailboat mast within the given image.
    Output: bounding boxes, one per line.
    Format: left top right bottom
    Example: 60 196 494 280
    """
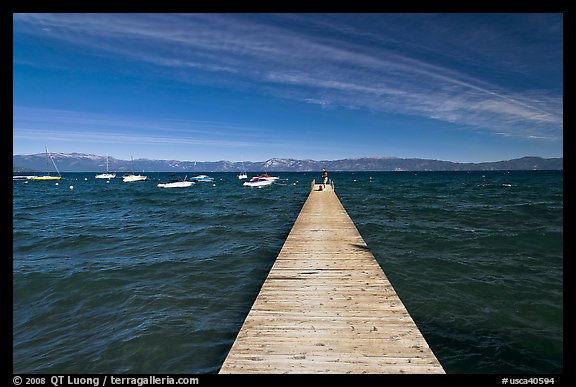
46 147 62 177
45 147 49 175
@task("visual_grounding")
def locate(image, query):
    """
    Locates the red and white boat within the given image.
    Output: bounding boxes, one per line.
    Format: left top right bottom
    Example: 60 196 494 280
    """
243 174 278 187
255 173 279 181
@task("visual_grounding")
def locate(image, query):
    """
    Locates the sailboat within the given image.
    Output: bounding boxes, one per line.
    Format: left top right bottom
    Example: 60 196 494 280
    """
122 156 147 182
237 160 248 179
95 156 116 179
31 147 62 181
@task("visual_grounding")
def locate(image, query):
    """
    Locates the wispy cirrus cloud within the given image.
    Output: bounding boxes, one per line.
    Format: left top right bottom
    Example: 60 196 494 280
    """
12 106 320 154
14 13 563 142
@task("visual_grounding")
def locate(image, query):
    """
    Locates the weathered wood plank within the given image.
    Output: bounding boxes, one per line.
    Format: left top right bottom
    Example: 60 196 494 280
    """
219 184 444 374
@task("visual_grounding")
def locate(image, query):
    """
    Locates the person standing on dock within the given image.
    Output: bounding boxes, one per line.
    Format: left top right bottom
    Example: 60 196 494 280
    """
321 168 328 188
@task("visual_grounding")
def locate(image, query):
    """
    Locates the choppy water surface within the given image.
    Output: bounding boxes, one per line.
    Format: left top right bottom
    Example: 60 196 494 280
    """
13 171 562 373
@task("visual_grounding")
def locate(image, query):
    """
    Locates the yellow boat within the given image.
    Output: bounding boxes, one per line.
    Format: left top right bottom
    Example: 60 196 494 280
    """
31 147 62 181
31 175 61 181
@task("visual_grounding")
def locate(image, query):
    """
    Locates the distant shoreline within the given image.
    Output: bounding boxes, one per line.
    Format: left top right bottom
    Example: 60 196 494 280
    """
13 154 563 173
14 169 563 174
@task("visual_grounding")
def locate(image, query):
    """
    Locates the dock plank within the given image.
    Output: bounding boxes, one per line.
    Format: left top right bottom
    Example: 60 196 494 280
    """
219 184 444 374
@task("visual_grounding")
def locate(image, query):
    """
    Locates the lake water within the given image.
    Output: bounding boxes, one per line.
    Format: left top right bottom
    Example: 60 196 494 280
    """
13 171 562 373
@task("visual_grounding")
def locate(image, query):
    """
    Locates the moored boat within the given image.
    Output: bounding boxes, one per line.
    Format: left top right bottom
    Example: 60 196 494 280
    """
95 156 116 179
157 175 194 188
31 175 61 181
191 174 214 182
243 176 275 187
31 147 62 181
237 161 248 179
123 156 148 182
123 174 148 182
256 173 278 181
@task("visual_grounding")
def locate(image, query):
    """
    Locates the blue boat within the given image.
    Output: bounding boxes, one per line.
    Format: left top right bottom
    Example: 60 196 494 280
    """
191 174 215 182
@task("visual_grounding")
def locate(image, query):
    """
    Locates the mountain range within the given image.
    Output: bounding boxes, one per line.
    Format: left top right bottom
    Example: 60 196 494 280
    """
13 153 563 173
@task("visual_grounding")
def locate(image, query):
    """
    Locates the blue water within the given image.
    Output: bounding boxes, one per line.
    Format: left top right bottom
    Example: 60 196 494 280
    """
13 171 562 373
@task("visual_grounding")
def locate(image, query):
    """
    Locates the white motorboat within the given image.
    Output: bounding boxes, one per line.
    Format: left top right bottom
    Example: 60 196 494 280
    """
157 175 194 188
243 176 275 187
257 173 279 181
158 181 193 188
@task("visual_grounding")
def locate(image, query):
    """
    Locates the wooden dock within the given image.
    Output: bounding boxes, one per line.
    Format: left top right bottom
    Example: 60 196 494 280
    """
219 183 444 374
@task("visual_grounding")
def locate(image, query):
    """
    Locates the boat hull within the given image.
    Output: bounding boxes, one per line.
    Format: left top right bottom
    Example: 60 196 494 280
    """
123 175 148 182
31 176 61 181
243 180 274 187
157 181 194 188
191 175 214 182
95 173 116 179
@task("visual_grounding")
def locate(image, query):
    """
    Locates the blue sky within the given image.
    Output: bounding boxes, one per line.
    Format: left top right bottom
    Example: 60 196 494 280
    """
13 13 563 163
